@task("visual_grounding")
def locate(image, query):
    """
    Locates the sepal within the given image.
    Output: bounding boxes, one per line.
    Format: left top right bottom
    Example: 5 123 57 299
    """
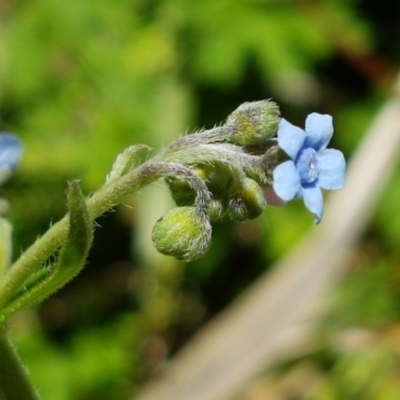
228 178 267 221
107 144 151 183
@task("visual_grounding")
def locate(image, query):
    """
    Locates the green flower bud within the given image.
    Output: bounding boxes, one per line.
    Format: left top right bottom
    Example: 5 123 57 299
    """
152 206 212 262
226 100 280 146
166 164 232 209
228 178 267 221
207 199 226 221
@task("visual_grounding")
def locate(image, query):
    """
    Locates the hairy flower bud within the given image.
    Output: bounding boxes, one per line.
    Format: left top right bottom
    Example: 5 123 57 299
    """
207 199 226 221
228 178 267 221
226 100 280 147
152 206 212 262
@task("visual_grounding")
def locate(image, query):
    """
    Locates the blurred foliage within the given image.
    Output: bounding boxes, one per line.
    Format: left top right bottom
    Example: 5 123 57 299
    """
1 0 400 399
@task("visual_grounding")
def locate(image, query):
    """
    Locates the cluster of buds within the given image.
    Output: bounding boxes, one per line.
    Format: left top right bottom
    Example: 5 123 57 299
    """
0 100 345 324
151 100 282 261
150 100 346 261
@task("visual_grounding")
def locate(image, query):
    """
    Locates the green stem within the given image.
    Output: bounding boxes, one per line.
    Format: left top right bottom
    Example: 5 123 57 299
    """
0 329 39 400
0 162 150 312
0 160 208 315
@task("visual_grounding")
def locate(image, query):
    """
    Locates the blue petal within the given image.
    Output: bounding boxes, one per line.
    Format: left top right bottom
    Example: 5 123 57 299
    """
277 118 306 160
0 134 23 184
304 113 333 151
272 161 301 201
302 185 324 223
317 149 346 190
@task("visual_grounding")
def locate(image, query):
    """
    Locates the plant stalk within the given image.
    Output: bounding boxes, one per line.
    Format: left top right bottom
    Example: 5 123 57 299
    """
0 160 207 315
0 329 39 400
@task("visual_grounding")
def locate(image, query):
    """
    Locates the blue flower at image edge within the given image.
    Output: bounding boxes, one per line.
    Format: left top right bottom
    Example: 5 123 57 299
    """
272 113 346 223
0 133 23 185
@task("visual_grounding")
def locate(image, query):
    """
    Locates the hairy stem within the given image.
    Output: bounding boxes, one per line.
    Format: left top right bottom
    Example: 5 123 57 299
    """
0 161 209 314
0 329 39 400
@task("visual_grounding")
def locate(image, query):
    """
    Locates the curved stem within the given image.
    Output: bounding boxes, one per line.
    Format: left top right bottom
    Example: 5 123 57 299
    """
0 328 39 400
0 161 210 315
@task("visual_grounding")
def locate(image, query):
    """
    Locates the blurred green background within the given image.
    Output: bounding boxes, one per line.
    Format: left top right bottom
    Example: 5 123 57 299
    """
1 0 400 399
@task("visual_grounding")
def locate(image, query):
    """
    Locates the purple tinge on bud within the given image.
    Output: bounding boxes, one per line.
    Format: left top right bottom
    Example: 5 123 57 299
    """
262 185 287 207
0 133 24 184
272 113 345 223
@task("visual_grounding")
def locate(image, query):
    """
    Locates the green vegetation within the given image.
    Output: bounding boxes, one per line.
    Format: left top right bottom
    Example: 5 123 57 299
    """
1 0 399 399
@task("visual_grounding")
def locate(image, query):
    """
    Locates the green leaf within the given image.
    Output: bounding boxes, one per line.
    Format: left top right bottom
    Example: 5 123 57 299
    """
52 180 94 284
0 181 94 322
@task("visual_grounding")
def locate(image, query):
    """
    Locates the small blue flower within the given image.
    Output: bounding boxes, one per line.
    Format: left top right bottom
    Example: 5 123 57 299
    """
272 113 345 223
0 133 23 184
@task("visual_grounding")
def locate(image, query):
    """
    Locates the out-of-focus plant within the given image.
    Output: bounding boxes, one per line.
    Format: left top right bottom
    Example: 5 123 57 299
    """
1 0 397 399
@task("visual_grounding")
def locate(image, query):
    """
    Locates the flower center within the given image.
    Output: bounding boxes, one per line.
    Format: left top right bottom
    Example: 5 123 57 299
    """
296 148 319 184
